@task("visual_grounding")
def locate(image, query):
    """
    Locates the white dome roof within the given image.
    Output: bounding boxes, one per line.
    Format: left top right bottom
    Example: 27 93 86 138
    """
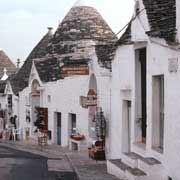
73 0 88 7
1 68 8 81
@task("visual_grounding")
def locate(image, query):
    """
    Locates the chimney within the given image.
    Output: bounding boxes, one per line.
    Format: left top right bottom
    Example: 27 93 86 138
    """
134 0 140 15
47 27 53 35
17 58 21 69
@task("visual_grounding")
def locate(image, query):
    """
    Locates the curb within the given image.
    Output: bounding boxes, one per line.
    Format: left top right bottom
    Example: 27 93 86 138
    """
65 153 81 180
0 141 62 158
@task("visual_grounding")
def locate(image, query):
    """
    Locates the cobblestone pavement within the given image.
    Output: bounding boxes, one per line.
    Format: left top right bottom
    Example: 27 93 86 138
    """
0 140 119 180
67 152 120 180
0 144 77 180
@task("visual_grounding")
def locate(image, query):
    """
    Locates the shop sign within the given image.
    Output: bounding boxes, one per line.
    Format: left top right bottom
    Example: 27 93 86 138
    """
80 95 97 108
62 65 89 76
168 58 178 73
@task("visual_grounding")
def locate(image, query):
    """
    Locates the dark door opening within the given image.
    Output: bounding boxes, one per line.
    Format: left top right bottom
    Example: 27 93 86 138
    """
139 48 147 143
71 114 77 134
57 112 61 145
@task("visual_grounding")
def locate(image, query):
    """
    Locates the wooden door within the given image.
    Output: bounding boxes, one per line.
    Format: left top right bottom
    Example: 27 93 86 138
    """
39 108 48 132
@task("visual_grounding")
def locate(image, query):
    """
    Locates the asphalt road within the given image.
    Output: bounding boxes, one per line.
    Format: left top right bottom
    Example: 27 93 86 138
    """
0 145 77 180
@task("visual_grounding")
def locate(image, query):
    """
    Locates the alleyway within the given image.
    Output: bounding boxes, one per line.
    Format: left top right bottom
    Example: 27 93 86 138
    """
0 145 77 180
0 141 119 180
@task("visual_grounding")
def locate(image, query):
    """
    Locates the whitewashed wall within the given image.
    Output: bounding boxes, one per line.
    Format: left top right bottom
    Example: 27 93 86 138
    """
146 43 180 179
110 44 135 159
110 0 180 179
17 45 112 150
41 76 89 146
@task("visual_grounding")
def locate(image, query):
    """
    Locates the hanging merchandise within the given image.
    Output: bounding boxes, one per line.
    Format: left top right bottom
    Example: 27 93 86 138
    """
88 107 106 161
95 107 106 141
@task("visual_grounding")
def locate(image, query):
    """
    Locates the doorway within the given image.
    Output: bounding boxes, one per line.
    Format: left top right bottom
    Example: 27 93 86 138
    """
56 112 61 145
31 80 40 127
122 101 131 153
69 113 77 136
135 48 147 144
88 74 97 139
152 75 164 151
140 48 147 143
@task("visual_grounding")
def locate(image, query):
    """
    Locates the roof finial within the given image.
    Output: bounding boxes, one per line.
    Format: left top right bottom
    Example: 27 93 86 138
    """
1 68 8 81
17 58 21 69
73 0 87 7
48 27 53 34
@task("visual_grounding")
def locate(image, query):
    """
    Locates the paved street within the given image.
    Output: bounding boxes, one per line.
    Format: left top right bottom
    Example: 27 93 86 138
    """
0 145 77 180
0 141 120 180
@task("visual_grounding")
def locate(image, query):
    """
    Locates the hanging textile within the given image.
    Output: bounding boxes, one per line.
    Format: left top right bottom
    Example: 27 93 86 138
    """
95 108 106 140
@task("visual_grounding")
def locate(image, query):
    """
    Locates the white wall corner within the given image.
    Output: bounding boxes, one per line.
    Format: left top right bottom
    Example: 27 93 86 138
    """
29 61 43 87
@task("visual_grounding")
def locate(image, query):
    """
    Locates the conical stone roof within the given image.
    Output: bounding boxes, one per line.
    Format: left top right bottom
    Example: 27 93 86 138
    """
0 50 16 79
10 28 53 95
47 5 117 55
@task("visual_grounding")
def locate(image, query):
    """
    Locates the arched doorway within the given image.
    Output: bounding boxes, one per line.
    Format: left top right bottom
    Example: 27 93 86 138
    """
88 74 97 139
31 80 40 127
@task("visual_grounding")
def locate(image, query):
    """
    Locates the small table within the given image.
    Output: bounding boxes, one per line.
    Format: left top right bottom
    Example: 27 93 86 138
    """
69 138 84 152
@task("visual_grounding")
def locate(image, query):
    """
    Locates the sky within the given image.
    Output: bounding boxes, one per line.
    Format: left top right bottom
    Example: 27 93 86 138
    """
0 0 134 65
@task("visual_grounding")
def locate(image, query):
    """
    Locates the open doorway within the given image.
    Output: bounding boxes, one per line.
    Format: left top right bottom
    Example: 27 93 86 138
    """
31 80 40 125
135 48 147 144
31 79 41 139
88 74 97 139
69 113 77 136
55 112 62 145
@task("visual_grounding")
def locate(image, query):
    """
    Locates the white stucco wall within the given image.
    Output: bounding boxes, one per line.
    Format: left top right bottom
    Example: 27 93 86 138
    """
41 76 89 146
146 43 180 179
109 45 135 159
111 42 180 180
0 95 6 110
17 45 112 150
110 1 180 178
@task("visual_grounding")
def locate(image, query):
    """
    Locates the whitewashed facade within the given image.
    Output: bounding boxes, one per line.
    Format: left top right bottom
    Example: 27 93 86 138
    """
17 47 112 148
15 2 116 151
108 0 180 180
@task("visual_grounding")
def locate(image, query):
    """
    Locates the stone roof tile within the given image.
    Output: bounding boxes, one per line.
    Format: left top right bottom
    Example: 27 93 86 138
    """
10 29 53 95
143 0 176 43
47 6 117 55
34 57 61 83
0 50 16 79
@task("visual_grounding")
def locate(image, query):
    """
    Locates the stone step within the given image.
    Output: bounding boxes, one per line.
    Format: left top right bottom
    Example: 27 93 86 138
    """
107 159 146 180
138 157 162 176
122 152 162 179
122 152 141 168
123 152 161 166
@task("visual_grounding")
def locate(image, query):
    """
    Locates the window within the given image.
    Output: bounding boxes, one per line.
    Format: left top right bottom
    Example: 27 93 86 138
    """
25 96 30 106
48 95 51 103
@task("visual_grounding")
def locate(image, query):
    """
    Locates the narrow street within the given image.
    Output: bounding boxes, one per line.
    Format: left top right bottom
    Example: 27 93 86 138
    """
0 145 77 180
